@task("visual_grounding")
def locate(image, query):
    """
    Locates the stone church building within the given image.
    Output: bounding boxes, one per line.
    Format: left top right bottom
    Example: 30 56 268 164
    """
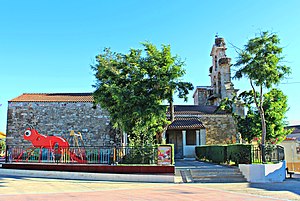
6 37 241 159
166 37 241 158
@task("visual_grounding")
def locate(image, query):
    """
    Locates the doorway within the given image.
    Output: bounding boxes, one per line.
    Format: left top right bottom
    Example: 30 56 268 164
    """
166 130 183 159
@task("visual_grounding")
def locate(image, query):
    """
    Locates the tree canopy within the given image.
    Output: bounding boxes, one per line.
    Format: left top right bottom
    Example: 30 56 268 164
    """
263 89 292 142
235 89 291 143
234 32 291 148
91 42 193 145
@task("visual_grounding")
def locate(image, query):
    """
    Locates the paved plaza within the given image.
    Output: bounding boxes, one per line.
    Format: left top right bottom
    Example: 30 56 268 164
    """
0 160 300 200
0 174 299 201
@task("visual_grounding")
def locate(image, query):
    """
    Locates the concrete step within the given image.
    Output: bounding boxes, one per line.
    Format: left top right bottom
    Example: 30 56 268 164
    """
193 177 247 183
175 160 247 183
190 170 241 175
176 167 238 171
188 167 246 183
192 174 245 179
192 173 244 177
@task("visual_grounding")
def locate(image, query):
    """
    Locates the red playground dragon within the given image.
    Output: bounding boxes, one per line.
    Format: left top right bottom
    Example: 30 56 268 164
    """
24 127 69 148
18 126 86 163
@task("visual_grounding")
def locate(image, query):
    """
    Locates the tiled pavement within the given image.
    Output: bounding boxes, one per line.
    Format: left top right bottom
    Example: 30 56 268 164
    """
0 160 299 200
0 175 299 200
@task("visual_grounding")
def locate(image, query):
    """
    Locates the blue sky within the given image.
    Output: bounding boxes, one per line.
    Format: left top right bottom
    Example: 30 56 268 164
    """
1 0 300 132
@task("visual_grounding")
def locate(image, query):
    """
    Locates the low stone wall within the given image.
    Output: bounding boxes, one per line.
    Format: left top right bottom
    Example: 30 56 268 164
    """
6 102 120 147
2 163 174 174
0 165 175 183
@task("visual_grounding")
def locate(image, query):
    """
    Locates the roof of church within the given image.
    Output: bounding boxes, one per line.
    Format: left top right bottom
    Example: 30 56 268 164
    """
9 94 226 115
169 105 226 115
168 118 205 130
9 93 94 102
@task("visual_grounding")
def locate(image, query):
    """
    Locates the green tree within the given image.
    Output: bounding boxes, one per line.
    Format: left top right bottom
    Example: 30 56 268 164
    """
92 42 193 146
234 32 291 154
217 88 292 145
236 90 261 143
234 89 291 143
263 88 292 143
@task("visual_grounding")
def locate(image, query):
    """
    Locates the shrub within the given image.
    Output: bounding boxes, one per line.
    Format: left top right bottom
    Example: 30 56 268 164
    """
196 144 252 165
119 146 157 164
195 145 227 164
227 144 252 164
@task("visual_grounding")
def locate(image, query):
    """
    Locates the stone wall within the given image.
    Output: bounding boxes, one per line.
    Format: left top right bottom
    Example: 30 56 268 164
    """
6 102 120 147
200 114 237 144
196 89 210 106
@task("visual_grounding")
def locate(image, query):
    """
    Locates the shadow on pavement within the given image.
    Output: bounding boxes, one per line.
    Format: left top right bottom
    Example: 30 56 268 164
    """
249 178 300 195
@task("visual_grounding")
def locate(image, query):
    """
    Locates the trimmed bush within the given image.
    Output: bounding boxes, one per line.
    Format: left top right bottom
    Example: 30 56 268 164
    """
227 144 252 165
195 146 207 160
196 144 252 165
195 145 227 164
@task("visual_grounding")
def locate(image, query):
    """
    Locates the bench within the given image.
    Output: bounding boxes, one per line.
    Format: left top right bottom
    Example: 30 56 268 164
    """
286 168 295 178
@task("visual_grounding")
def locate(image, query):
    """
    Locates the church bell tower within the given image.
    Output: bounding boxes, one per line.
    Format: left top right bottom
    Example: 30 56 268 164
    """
208 36 236 105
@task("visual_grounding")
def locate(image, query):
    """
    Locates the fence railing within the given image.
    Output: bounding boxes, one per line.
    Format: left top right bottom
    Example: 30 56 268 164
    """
5 145 158 165
251 145 285 164
195 144 285 165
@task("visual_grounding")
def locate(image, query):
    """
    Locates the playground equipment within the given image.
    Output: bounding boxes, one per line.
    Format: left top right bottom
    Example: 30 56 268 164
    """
17 127 86 163
68 130 86 163
69 130 85 147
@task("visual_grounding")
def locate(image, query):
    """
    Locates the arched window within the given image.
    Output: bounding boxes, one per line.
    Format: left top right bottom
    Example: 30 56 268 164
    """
214 56 217 71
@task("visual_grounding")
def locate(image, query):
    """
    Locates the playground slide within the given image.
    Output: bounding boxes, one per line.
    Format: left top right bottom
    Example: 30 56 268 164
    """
69 151 87 164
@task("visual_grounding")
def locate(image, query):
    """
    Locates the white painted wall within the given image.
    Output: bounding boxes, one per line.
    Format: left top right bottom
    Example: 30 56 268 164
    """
200 129 206 145
184 146 196 158
239 161 286 183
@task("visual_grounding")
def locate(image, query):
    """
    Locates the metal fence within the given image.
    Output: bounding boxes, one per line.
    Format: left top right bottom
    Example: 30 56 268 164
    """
251 145 285 163
5 145 158 165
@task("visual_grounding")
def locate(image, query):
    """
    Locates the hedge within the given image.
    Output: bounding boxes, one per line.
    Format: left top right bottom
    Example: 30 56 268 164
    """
227 144 252 164
195 144 252 165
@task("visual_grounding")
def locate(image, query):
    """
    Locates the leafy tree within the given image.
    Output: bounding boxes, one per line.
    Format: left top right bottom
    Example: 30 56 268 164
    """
235 89 291 143
263 88 292 143
217 89 292 144
234 32 291 152
92 42 193 146
236 90 261 143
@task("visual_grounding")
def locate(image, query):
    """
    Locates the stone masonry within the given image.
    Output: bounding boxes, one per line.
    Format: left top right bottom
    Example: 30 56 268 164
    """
6 101 120 147
200 114 237 144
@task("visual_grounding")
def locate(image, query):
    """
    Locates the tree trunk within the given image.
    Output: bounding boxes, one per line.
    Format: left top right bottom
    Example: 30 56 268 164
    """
250 81 267 163
260 110 267 145
258 86 266 146
156 99 174 145
259 106 267 163
170 100 174 122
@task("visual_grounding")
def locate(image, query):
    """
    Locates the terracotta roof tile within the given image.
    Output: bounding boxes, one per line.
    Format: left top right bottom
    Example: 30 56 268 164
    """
9 93 94 102
168 118 205 130
167 105 226 115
